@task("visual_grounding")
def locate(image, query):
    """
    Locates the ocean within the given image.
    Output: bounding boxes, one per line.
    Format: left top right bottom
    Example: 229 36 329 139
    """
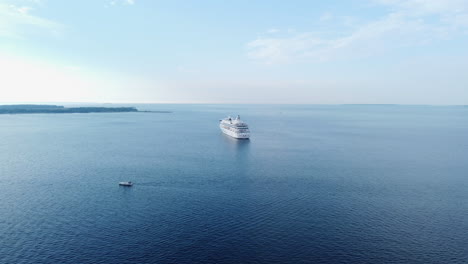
1 104 467 264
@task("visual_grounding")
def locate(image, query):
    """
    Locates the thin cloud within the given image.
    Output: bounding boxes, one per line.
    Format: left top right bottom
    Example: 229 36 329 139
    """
107 0 135 6
0 3 63 39
267 28 279 34
319 12 333 22
247 0 468 64
17 6 32 14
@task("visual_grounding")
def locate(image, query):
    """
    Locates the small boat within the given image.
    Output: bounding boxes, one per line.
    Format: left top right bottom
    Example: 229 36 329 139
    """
119 181 133 186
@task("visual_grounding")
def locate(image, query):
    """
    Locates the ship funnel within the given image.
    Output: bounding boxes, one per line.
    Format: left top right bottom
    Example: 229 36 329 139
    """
236 115 240 120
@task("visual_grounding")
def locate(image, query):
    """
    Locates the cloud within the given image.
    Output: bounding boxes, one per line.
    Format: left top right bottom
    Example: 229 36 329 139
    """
0 2 62 39
17 6 32 14
267 28 279 34
319 12 333 22
376 0 468 29
247 0 468 64
247 33 329 64
375 0 468 14
107 0 135 6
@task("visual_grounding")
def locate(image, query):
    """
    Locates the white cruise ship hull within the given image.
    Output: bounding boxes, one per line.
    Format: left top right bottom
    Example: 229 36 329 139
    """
220 125 250 139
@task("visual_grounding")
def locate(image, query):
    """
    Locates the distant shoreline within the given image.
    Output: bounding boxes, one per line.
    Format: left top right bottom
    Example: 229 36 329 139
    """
0 105 172 114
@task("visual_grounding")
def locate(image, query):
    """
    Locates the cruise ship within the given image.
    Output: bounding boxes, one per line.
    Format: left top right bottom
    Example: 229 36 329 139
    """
219 115 250 139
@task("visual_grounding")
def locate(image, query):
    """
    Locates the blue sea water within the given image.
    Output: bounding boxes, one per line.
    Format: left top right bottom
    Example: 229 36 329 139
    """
0 104 467 264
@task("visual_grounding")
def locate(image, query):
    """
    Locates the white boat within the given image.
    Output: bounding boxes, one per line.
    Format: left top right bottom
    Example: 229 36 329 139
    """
119 181 133 186
219 115 250 139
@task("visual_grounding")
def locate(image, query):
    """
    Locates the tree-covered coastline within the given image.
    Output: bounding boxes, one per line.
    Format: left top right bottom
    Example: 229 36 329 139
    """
0 105 139 114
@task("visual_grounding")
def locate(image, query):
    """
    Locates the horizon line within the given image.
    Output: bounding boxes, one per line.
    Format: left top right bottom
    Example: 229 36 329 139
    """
0 102 466 107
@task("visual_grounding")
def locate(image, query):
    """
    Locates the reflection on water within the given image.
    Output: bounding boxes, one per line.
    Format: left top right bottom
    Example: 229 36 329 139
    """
222 134 250 150
221 135 251 177
221 134 250 158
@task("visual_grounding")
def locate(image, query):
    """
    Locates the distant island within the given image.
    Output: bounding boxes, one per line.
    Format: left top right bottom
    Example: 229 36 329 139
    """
0 105 171 114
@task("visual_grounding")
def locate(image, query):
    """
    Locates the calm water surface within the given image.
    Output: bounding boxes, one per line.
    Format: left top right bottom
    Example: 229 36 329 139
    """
1 104 467 263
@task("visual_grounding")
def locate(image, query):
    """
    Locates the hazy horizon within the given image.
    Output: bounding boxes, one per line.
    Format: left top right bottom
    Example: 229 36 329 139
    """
0 102 467 106
1 0 468 104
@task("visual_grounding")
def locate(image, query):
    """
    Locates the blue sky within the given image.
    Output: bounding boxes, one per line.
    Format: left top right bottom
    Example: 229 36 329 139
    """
1 0 467 104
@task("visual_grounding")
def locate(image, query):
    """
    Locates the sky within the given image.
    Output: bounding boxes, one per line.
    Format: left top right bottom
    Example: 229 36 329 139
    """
0 0 468 104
